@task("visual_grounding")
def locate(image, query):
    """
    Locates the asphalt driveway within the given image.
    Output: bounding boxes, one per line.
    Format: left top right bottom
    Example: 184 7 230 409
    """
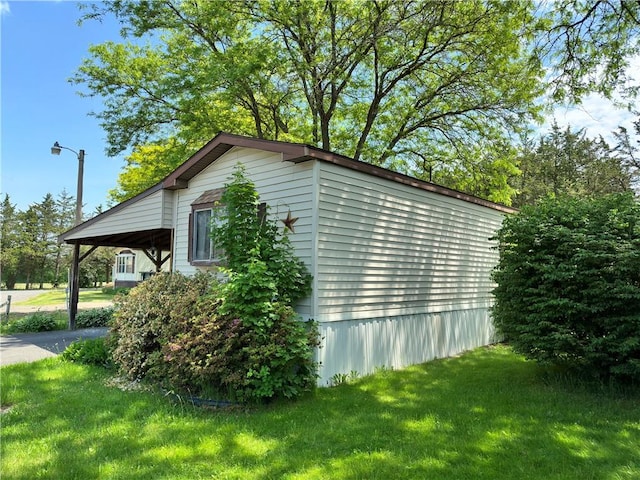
0 328 109 367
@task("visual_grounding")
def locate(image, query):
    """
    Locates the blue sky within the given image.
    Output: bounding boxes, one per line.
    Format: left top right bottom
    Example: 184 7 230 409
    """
1 1 637 216
2 0 124 215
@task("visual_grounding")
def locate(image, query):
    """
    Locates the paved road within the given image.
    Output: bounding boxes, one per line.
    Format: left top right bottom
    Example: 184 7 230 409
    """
0 328 109 367
1 289 48 304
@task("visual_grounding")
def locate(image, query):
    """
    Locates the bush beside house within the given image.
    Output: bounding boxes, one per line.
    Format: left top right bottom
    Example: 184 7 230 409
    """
108 166 318 402
492 193 640 381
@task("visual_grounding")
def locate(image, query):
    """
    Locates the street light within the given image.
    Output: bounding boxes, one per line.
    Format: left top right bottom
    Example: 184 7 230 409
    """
51 141 84 226
51 141 85 330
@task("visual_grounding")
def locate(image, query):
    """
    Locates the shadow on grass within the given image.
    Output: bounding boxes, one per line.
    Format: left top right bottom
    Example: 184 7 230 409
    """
1 346 639 479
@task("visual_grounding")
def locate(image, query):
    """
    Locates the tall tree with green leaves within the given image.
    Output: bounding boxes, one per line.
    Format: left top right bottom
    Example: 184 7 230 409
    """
540 0 640 104
17 206 44 289
613 118 640 193
79 246 116 288
33 194 60 289
75 0 545 204
52 189 77 286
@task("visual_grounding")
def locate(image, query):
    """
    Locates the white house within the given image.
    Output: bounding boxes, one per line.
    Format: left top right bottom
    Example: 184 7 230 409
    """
113 249 170 287
60 132 515 385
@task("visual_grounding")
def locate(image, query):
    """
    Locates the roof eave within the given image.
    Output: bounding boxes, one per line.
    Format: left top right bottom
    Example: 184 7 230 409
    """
58 182 165 243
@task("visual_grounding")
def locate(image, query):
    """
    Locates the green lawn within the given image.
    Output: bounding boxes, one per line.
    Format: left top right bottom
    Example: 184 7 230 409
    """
14 289 117 307
1 345 638 480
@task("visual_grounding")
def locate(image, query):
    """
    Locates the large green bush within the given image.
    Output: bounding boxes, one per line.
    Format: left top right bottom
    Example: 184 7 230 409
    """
210 164 312 305
76 307 114 328
109 165 318 402
162 294 318 402
492 193 640 381
109 272 212 381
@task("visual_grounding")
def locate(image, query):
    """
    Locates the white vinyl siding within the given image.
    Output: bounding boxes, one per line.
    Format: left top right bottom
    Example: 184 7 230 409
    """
173 146 315 317
64 189 174 240
314 162 504 322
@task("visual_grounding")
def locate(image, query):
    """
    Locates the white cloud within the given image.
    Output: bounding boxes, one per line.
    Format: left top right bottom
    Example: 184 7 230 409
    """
543 55 640 143
547 96 636 143
0 2 10 15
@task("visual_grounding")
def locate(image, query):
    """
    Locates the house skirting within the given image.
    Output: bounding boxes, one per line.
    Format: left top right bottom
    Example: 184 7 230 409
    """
114 280 140 288
316 308 496 386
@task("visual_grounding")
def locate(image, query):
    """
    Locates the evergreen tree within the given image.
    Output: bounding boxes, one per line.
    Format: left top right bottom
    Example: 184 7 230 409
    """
513 123 632 207
0 195 20 289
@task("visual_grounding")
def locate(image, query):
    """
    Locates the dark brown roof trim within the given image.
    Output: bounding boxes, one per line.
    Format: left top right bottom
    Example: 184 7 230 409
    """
162 131 516 214
289 147 518 214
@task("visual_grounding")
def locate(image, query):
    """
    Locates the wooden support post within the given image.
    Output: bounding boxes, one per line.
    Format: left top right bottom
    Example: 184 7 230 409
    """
69 242 81 330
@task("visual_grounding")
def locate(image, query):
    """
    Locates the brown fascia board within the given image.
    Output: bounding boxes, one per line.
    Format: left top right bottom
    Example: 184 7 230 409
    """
162 132 310 189
58 183 165 244
161 131 516 213
287 144 518 214
63 133 514 244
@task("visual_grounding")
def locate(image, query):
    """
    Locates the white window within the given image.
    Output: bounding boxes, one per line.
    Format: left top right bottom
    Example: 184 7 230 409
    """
116 253 135 274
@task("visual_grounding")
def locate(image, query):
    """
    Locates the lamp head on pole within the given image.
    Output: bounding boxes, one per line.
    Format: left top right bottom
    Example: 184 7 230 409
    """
51 141 62 155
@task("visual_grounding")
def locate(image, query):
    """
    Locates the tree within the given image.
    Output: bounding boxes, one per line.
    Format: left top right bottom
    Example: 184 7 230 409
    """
80 247 116 288
107 138 195 203
0 195 20 289
512 123 632 207
17 206 43 289
540 0 640 103
613 118 640 193
52 190 77 287
76 0 545 204
211 164 312 306
33 194 61 289
0 190 81 289
492 193 640 381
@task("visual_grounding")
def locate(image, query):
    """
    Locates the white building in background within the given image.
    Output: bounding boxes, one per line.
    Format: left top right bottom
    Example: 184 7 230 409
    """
113 249 169 287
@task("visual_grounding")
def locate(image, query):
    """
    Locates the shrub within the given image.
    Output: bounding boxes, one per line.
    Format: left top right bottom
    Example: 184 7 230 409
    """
162 285 319 403
108 271 213 381
492 193 640 381
110 166 319 402
101 286 130 296
211 164 312 305
7 312 58 333
76 307 114 328
61 338 112 367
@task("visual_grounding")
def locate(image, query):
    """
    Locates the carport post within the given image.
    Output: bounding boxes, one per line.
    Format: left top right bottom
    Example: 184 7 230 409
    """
69 242 80 330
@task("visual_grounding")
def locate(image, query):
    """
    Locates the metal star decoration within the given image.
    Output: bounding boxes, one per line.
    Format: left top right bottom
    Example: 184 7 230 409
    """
281 210 299 233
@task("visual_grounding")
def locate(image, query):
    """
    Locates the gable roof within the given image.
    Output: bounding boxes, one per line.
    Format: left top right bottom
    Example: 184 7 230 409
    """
164 132 516 213
60 132 515 246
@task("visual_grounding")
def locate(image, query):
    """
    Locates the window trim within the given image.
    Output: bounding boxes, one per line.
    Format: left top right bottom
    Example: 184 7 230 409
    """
116 251 135 274
189 188 224 266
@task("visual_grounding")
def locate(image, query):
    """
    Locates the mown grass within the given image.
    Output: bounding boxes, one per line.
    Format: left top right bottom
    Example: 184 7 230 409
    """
14 289 117 307
1 345 638 480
